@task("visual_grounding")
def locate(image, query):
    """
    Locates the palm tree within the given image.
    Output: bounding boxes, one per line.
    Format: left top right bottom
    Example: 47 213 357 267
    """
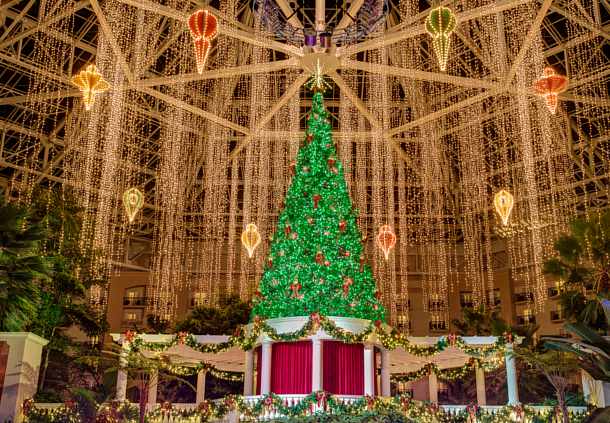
544 210 610 330
0 195 51 331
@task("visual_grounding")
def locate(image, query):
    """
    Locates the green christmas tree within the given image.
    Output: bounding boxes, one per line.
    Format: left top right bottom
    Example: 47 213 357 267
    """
251 89 386 322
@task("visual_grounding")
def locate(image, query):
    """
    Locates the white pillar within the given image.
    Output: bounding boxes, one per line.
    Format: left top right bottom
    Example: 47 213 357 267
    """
312 337 323 392
315 0 325 31
380 348 391 397
363 344 375 396
260 341 272 395
116 340 129 401
428 372 438 404
475 364 487 406
146 369 157 411
244 350 254 396
196 370 207 403
505 343 519 405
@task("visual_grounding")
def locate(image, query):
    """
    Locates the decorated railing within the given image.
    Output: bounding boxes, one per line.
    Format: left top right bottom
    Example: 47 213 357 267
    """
26 398 590 423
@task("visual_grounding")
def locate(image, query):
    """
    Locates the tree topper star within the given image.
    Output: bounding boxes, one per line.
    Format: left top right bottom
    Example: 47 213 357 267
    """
305 59 332 92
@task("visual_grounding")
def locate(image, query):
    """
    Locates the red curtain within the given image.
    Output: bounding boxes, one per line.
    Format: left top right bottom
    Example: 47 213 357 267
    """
255 346 261 395
271 341 312 394
323 341 364 395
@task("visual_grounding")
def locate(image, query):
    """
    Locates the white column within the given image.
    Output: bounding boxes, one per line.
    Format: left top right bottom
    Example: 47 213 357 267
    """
196 370 207 403
116 340 129 401
260 341 272 395
146 369 158 411
312 337 323 392
363 344 375 396
315 0 325 31
380 348 391 397
475 364 487 406
505 343 519 405
428 372 438 404
244 350 254 396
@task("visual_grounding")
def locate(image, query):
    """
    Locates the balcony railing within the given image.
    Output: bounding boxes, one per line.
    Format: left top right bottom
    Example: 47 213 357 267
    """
516 315 536 325
123 296 147 306
429 322 447 331
514 292 534 303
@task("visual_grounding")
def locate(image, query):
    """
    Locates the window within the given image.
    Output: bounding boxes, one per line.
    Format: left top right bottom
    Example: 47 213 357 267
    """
514 291 533 303
122 309 143 324
428 294 444 311
123 286 146 306
396 315 410 331
517 309 536 325
429 314 447 331
460 292 474 308
550 307 564 322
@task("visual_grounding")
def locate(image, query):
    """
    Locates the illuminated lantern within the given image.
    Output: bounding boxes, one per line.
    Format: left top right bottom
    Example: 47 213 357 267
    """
187 9 218 74
376 225 396 260
533 67 568 114
494 189 514 226
241 223 261 258
425 6 457 71
122 187 144 224
71 64 110 111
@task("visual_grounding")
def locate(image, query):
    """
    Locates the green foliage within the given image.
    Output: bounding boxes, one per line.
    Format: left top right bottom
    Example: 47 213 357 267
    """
544 300 610 383
174 295 251 335
271 410 413 422
0 194 51 331
451 305 509 336
252 91 385 321
544 210 610 330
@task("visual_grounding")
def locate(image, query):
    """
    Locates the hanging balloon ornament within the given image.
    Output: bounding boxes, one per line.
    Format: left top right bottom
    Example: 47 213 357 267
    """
376 225 397 260
241 223 262 259
425 6 457 72
187 9 218 74
494 189 514 227
122 187 144 224
71 64 110 111
533 67 568 114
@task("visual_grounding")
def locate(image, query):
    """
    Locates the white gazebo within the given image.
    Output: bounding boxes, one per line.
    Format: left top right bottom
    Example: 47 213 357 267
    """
111 316 520 408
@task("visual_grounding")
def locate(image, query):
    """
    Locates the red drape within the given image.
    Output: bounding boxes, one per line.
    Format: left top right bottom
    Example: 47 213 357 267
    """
255 346 261 395
271 341 312 394
323 341 364 395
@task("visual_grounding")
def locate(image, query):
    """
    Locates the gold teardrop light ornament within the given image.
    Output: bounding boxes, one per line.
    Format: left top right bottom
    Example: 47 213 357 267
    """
241 223 261 258
494 189 514 226
123 187 144 224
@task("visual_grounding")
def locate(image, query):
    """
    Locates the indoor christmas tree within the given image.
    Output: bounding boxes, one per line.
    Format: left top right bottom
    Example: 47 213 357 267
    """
251 86 385 322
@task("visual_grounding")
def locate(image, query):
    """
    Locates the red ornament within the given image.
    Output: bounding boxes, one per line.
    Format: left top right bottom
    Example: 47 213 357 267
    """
374 320 383 328
313 194 321 209
342 277 353 297
315 251 324 264
533 67 568 114
344 250 350 257
324 260 330 266
290 281 303 299
291 232 298 240
267 258 273 268
123 330 136 343
339 220 346 232
306 133 313 142
177 331 188 344
375 291 382 300
327 157 336 167
284 225 291 235
187 10 218 74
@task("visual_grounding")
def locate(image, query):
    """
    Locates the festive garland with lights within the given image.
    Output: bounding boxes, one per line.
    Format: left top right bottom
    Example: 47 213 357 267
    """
21 395 589 423
390 357 503 383
126 314 511 357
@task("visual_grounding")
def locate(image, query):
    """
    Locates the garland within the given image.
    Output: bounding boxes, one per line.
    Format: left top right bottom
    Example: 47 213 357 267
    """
126 314 511 358
390 357 503 383
22 396 589 423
